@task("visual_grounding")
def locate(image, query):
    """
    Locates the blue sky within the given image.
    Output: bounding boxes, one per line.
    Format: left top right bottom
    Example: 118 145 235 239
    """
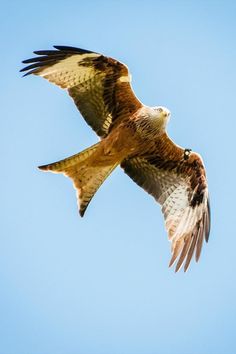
1 1 236 353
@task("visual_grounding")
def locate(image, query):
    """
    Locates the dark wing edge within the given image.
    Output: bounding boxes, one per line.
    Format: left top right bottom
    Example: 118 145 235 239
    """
20 45 96 77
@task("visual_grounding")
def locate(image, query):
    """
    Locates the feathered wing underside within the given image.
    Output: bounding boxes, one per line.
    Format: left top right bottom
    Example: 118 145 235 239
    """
121 152 210 272
21 45 142 137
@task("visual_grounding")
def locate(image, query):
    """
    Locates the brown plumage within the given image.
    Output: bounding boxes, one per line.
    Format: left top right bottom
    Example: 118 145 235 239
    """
21 45 210 272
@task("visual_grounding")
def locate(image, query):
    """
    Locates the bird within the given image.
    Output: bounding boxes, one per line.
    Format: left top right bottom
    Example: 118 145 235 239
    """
21 45 210 272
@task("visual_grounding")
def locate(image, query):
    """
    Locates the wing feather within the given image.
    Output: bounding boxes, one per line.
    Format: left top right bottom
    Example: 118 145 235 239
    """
175 235 192 272
195 220 204 262
21 45 142 137
121 141 210 272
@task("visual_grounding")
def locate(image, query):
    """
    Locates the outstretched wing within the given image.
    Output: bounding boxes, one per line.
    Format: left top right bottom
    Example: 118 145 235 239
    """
121 138 210 272
21 45 142 138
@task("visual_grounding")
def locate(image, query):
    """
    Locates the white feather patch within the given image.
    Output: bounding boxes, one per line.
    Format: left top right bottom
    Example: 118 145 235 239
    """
37 53 100 89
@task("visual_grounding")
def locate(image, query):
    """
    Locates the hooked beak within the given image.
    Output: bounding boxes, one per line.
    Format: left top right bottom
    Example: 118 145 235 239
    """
164 109 171 118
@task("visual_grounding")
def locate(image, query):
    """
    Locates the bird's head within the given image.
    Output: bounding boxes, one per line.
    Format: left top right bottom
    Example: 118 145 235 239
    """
154 106 171 120
151 106 171 129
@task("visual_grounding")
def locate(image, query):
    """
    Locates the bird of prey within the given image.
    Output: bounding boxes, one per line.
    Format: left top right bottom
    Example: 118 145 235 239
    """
21 45 210 272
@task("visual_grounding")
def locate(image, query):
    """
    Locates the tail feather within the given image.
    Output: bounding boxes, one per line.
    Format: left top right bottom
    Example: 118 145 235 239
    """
38 143 119 216
38 143 99 172
71 163 118 216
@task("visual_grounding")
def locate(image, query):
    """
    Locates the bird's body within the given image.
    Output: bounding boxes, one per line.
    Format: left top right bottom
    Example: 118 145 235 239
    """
21 45 210 272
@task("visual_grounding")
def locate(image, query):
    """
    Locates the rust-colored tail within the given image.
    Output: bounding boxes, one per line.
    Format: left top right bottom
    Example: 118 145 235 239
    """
38 143 119 216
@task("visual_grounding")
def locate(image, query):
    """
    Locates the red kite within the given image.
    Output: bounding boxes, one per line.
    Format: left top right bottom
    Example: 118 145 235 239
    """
21 45 210 272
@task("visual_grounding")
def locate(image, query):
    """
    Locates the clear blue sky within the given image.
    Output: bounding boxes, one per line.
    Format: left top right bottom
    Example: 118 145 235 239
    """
1 1 236 353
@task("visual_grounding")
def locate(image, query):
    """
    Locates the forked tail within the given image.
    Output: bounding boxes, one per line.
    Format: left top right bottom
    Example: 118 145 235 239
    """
38 143 119 216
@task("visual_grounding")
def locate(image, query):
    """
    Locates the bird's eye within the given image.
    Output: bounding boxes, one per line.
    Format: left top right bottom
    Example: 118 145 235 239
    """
157 107 163 113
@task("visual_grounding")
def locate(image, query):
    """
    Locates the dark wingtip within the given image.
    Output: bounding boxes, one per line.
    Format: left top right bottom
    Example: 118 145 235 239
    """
20 64 35 72
33 49 55 55
53 45 75 50
53 45 95 54
21 71 31 77
20 63 40 77
20 45 97 77
205 199 211 242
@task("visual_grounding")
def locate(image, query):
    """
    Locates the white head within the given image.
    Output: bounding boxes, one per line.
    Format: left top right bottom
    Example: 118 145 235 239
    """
151 106 171 129
153 106 171 119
